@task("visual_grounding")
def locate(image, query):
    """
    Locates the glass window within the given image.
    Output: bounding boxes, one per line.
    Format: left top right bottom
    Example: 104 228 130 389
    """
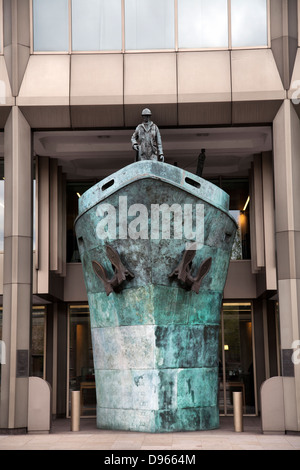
0 160 3 251
219 302 255 415
0 307 2 342
0 307 2 386
221 178 251 261
33 0 69 52
0 3 2 54
68 305 96 417
72 0 122 51
33 178 36 252
31 306 46 379
67 182 94 263
178 0 228 49
125 0 175 50
231 0 268 48
207 177 251 260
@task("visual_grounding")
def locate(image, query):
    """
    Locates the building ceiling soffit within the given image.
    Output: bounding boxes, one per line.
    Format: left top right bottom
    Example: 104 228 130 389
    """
33 126 272 180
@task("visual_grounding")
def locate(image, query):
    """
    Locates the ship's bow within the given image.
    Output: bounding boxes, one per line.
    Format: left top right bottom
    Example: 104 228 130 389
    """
75 161 237 432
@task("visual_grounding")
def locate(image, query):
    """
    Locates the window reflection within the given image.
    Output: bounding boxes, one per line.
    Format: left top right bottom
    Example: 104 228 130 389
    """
178 0 228 48
33 0 69 52
31 306 46 379
0 160 3 251
222 179 251 260
0 308 2 386
125 0 175 50
32 0 269 52
219 302 255 415
67 182 94 263
208 177 251 260
231 0 268 47
230 209 251 260
69 305 96 417
72 0 122 51
0 185 3 252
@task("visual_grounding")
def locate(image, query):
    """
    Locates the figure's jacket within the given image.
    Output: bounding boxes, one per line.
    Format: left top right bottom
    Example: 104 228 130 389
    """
131 121 164 161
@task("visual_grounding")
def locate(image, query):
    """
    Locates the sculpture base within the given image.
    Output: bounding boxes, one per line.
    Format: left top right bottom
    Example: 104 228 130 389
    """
96 404 219 433
90 285 221 433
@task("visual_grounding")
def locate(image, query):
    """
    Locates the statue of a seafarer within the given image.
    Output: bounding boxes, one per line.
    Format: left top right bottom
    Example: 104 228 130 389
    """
131 108 164 162
75 109 237 433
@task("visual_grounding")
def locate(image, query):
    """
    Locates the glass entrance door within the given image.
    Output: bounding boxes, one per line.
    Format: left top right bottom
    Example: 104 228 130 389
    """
219 302 256 415
68 305 96 417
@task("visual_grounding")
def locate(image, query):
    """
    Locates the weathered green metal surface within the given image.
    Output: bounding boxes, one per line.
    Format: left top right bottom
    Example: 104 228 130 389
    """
75 161 236 432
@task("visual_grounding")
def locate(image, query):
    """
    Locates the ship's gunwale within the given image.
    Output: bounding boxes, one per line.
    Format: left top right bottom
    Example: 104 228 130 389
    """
75 161 237 227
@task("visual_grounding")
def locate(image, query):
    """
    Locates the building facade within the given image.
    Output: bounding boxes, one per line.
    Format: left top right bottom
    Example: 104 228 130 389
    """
0 0 300 432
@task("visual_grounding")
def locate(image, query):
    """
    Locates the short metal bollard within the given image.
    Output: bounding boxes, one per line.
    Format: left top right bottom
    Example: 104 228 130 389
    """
233 391 243 432
71 391 80 432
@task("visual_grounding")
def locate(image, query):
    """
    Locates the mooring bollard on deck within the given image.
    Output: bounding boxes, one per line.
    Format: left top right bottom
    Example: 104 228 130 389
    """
71 391 80 432
233 391 243 432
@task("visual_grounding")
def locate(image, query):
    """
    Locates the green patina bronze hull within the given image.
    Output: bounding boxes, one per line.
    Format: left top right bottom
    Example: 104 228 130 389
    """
75 161 236 432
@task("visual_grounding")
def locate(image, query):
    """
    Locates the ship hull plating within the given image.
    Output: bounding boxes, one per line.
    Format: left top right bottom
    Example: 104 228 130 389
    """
75 161 236 432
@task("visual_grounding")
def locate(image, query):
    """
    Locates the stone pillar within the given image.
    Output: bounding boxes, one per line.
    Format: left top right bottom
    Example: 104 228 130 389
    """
270 0 298 90
273 99 300 431
0 107 32 431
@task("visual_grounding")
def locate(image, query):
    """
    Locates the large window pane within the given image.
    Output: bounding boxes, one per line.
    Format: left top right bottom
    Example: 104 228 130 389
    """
67 182 94 263
231 0 268 47
219 303 255 415
221 178 251 260
178 0 228 48
72 0 122 51
125 0 175 50
0 308 2 387
31 307 46 379
69 305 96 417
33 0 69 52
0 160 4 251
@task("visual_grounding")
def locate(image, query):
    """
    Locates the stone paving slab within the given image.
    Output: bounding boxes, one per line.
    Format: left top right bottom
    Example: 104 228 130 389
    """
0 417 299 451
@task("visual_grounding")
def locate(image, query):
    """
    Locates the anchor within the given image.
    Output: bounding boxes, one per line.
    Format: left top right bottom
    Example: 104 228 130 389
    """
92 245 134 296
169 247 212 294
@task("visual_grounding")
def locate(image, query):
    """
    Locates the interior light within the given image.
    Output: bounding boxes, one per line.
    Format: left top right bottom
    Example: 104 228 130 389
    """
77 192 81 198
239 212 246 227
224 345 229 351
243 196 250 212
223 303 251 307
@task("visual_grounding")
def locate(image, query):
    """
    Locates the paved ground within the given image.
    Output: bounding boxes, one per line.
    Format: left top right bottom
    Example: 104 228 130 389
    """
0 417 299 451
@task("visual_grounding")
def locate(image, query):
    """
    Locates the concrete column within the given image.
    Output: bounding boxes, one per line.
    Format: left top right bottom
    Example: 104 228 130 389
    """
0 107 32 431
273 99 300 431
3 0 31 97
270 0 298 90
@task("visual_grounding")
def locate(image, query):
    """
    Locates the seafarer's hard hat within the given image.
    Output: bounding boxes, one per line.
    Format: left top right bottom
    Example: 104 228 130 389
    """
142 108 152 116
